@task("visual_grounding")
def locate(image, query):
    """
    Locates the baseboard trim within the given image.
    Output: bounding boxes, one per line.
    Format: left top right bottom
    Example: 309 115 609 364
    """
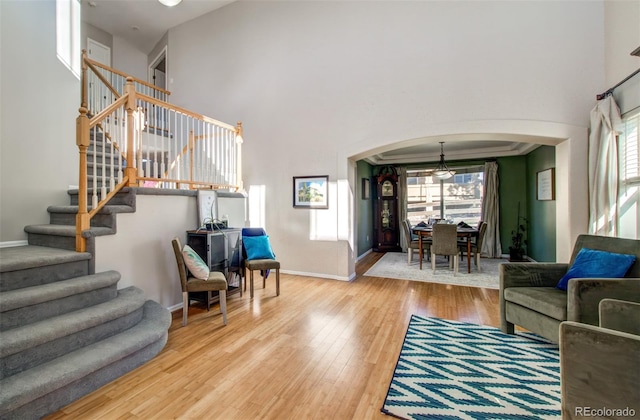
500 253 537 262
357 248 373 262
280 269 353 282
0 240 29 248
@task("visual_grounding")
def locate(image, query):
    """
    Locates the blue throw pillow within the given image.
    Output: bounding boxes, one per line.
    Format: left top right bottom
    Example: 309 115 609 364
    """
556 248 636 291
243 235 276 260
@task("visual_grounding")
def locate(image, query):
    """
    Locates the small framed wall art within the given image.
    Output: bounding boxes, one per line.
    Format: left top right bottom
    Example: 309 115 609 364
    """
536 168 555 201
293 175 329 209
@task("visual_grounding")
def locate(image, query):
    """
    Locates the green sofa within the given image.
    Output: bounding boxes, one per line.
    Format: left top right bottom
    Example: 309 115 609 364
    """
560 299 640 418
499 234 640 343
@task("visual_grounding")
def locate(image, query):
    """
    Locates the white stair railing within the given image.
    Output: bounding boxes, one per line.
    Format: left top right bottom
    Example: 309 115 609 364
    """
75 55 243 252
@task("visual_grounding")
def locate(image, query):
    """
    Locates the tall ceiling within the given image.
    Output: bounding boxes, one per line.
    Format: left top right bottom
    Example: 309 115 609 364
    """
82 0 234 54
81 0 548 165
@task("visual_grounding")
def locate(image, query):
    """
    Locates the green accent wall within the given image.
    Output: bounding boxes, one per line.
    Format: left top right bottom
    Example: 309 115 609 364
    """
526 146 556 262
356 160 374 258
497 156 528 256
497 146 556 261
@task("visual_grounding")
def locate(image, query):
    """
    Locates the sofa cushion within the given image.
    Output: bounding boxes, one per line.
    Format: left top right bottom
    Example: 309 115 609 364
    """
557 248 637 291
504 287 568 321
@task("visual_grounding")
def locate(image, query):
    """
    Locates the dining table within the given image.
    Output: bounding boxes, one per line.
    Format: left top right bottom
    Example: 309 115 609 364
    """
412 225 479 273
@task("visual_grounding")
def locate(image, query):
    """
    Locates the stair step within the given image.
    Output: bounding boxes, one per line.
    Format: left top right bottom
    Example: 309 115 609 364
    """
0 271 120 331
47 205 134 227
24 224 113 251
0 246 91 292
0 300 171 419
67 187 136 207
0 286 146 379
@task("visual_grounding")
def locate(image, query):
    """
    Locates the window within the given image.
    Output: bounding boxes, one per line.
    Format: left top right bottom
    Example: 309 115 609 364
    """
618 109 639 238
621 110 639 186
406 167 484 226
56 0 81 78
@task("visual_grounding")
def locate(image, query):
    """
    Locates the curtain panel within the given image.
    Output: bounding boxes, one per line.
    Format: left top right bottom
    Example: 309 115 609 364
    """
588 95 623 236
481 161 502 257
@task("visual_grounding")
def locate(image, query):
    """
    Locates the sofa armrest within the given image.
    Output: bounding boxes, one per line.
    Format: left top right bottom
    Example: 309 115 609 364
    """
499 262 569 289
598 298 640 335
567 278 640 326
560 321 640 419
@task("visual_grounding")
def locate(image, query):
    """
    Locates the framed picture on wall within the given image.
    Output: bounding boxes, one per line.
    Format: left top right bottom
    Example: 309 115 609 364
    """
362 178 370 199
293 175 329 209
536 168 555 201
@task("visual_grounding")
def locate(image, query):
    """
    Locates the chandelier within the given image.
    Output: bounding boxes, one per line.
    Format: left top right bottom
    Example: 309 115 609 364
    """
431 142 455 180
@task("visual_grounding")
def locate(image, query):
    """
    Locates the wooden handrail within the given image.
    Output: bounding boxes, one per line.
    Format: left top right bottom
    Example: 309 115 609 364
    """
85 56 171 96
88 95 128 129
136 92 236 131
84 59 121 100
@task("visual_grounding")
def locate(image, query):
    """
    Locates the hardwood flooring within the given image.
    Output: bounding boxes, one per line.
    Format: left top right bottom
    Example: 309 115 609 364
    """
45 252 500 419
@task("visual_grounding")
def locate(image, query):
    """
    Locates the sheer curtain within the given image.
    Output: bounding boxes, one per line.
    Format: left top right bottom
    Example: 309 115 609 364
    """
588 95 623 236
481 161 502 257
398 167 408 252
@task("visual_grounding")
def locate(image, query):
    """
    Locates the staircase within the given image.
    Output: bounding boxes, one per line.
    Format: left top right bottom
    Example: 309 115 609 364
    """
0 188 171 419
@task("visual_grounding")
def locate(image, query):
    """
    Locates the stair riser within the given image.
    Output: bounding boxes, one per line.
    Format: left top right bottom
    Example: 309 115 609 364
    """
87 152 120 165
0 307 144 379
87 164 121 178
1 335 168 420
27 233 75 251
49 212 116 229
68 189 135 207
0 286 118 331
0 261 90 292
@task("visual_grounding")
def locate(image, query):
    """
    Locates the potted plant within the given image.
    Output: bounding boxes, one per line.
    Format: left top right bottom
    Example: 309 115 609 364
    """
509 222 527 261
509 203 528 261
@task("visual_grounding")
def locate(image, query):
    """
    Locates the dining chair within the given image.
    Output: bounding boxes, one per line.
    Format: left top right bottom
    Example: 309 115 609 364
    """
171 237 228 327
459 221 487 271
401 219 421 264
242 227 280 299
431 224 460 275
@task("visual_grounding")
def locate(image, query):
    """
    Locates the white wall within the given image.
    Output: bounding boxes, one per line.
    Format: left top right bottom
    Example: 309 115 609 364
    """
113 35 149 81
604 0 640 89
1 0 79 243
94 194 198 308
166 1 605 278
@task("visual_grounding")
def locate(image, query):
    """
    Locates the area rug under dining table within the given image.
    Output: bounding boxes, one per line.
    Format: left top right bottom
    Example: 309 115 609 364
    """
364 252 503 289
381 315 561 419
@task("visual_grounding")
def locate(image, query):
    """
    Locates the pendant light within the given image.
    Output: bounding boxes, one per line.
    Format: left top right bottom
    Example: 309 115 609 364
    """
158 0 182 6
431 142 455 180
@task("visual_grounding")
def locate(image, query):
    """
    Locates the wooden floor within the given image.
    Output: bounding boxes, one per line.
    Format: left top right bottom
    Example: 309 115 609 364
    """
45 252 500 419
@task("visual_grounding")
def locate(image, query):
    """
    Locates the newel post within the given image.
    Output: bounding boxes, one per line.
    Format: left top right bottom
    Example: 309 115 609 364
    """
76 107 90 252
124 77 138 186
235 121 244 191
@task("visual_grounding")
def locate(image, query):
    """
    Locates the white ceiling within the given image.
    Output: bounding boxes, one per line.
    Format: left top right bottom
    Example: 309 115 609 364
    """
82 0 235 54
82 0 549 165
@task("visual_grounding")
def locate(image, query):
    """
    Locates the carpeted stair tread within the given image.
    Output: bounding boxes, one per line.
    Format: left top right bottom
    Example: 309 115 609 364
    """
0 286 145 359
0 246 91 273
47 205 135 214
24 224 113 237
0 271 120 313
0 300 171 417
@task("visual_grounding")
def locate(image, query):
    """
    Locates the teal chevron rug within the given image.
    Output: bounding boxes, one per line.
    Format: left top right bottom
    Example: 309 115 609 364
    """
381 316 560 419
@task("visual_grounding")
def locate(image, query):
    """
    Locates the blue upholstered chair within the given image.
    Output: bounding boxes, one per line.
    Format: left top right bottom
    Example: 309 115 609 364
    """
242 228 280 299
